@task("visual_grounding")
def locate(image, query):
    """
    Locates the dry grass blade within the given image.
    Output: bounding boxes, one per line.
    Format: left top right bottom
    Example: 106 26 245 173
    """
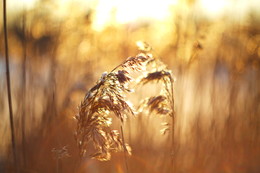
116 70 132 84
121 53 151 71
138 95 170 115
140 70 172 85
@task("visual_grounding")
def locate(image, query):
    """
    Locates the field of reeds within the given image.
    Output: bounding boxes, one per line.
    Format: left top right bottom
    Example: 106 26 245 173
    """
0 0 259 173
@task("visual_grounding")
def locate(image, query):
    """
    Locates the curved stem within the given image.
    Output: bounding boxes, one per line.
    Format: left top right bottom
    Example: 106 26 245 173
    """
3 0 18 172
111 64 123 73
120 125 129 173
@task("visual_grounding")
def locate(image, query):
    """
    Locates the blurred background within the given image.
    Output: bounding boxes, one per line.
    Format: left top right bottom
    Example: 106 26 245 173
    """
0 0 259 172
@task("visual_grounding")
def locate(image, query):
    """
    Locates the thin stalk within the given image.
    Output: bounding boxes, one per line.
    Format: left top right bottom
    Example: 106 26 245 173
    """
56 159 61 173
3 0 18 172
73 154 82 173
111 64 122 73
120 125 129 173
21 11 27 168
169 76 175 172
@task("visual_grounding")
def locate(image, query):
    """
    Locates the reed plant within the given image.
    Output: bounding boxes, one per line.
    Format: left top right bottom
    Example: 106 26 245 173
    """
75 42 175 172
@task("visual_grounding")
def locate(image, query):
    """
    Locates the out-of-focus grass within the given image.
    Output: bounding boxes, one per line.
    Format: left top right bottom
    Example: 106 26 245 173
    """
0 0 259 172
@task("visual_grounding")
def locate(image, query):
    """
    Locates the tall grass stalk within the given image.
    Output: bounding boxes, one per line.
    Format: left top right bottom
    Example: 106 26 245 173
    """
170 77 175 172
21 11 27 168
3 0 18 172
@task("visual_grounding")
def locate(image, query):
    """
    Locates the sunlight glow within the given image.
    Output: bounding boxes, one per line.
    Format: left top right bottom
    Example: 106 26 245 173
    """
92 0 178 31
8 0 38 11
199 0 230 17
115 0 178 23
9 0 257 31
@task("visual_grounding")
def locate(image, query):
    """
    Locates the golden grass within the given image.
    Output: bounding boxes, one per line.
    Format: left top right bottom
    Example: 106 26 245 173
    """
0 1 259 173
